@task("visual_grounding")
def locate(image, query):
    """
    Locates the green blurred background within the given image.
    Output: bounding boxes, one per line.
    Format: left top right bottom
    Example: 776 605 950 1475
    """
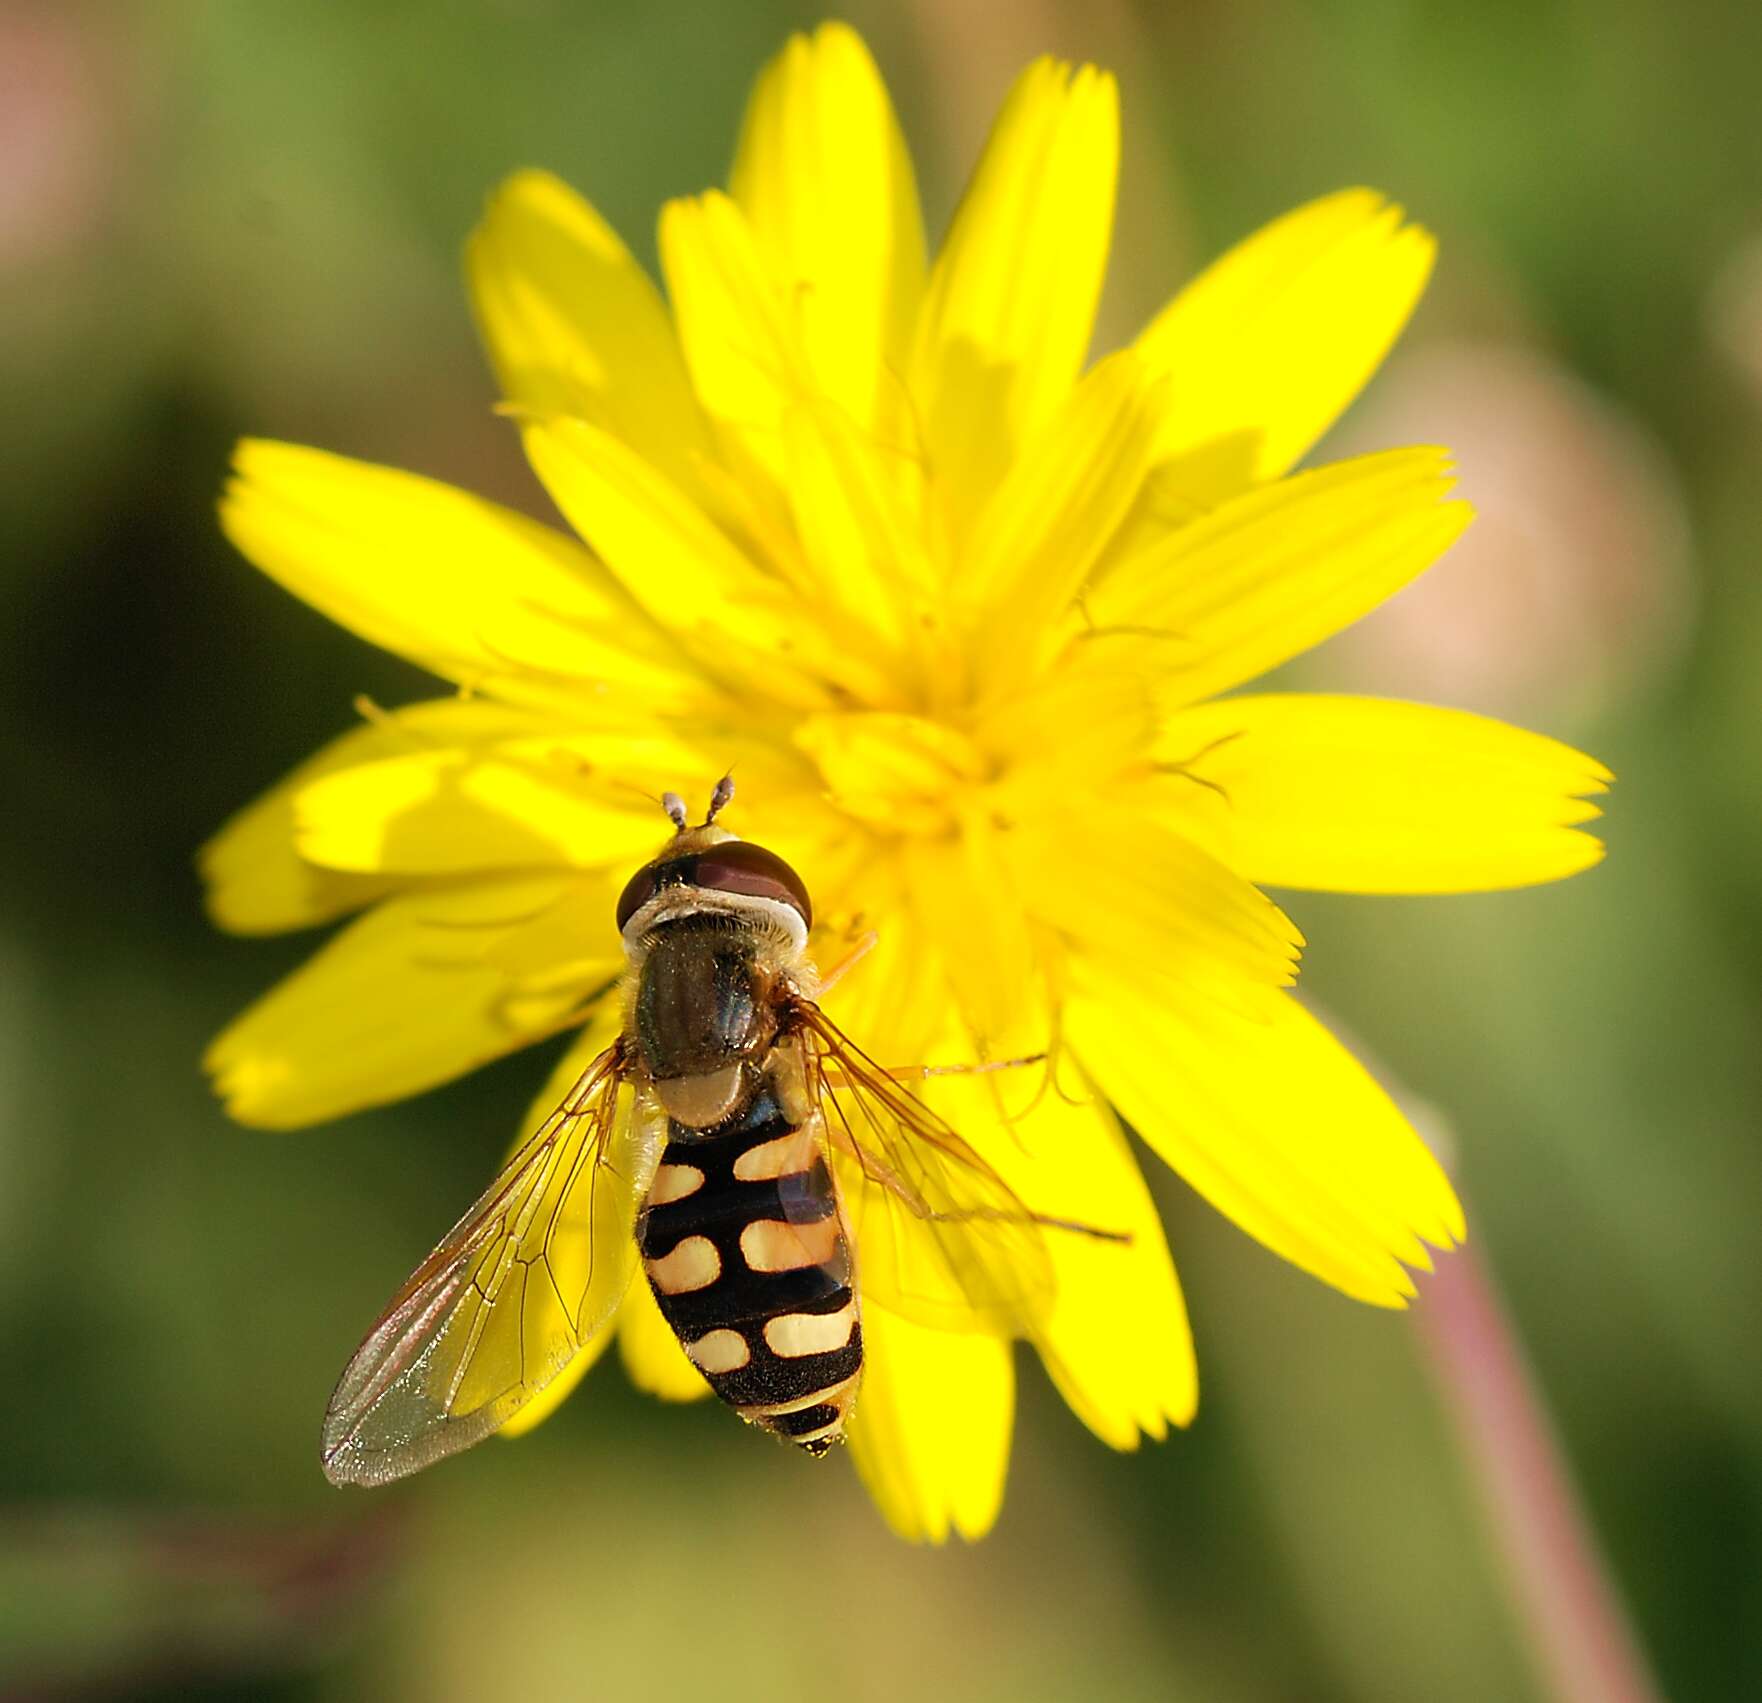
3 1 1759 1697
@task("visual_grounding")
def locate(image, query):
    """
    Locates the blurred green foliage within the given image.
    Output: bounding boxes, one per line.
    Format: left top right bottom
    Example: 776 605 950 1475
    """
4 1 1761 1697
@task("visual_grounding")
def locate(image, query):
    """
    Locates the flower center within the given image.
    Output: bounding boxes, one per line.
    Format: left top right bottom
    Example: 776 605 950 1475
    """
793 711 990 836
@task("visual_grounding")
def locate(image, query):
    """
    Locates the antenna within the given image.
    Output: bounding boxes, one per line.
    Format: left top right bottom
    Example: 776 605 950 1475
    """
660 776 734 833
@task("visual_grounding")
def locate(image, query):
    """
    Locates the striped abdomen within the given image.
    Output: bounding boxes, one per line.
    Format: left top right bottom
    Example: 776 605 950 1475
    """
638 1073 860 1454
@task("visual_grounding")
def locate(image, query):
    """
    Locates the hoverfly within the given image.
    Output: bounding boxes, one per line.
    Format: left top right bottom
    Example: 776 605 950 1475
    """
321 778 1122 1485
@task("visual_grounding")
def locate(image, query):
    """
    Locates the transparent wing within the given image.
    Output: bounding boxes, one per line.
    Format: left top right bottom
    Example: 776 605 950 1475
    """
794 1002 1121 1338
321 1043 665 1486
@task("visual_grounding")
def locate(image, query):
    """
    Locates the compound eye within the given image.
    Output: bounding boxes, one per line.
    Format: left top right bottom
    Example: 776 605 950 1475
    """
692 841 812 929
615 864 661 931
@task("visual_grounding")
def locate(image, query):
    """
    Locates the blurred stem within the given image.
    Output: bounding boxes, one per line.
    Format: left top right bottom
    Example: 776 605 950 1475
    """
1417 1231 1664 1703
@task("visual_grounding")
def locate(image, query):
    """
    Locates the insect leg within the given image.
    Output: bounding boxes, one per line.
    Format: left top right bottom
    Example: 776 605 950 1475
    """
816 1054 1044 1091
814 929 879 995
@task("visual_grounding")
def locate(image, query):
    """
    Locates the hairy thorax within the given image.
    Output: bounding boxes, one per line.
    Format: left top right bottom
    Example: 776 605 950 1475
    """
634 913 782 1128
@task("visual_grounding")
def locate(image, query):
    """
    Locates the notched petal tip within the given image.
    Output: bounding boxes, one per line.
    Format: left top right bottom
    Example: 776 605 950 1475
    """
217 437 290 522
1134 188 1441 488
1551 830 1610 881
225 434 331 493
1070 977 1469 1309
468 166 710 484
227 434 277 472
1160 695 1615 896
1330 184 1437 250
908 46 1121 522
202 1042 302 1132
766 18 881 77
477 164 570 216
1017 51 1120 105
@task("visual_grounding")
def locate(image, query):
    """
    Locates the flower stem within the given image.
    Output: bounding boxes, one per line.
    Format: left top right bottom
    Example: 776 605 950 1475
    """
1417 1230 1665 1703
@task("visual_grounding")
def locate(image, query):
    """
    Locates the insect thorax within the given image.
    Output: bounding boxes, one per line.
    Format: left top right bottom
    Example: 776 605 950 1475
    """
633 910 791 1128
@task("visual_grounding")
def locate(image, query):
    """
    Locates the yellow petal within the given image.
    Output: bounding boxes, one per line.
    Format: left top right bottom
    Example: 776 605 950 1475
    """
617 1280 712 1403
1066 968 1464 1308
902 816 1041 1050
520 416 884 709
496 1014 629 1439
198 697 537 935
657 189 810 497
654 196 927 661
1157 694 1611 893
219 441 697 709
1088 446 1472 707
978 642 1157 799
1003 806 1303 1014
1135 188 1435 490
291 730 715 875
494 1324 613 1440
206 880 619 1129
928 1066 1196 1448
465 169 711 494
909 57 1119 531
847 1305 1014 1543
812 878 955 1071
959 351 1161 690
730 22 927 434
794 711 987 836
776 396 932 657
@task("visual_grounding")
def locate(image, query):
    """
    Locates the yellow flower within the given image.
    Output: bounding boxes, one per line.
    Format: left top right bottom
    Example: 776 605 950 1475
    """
203 24 1609 1542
